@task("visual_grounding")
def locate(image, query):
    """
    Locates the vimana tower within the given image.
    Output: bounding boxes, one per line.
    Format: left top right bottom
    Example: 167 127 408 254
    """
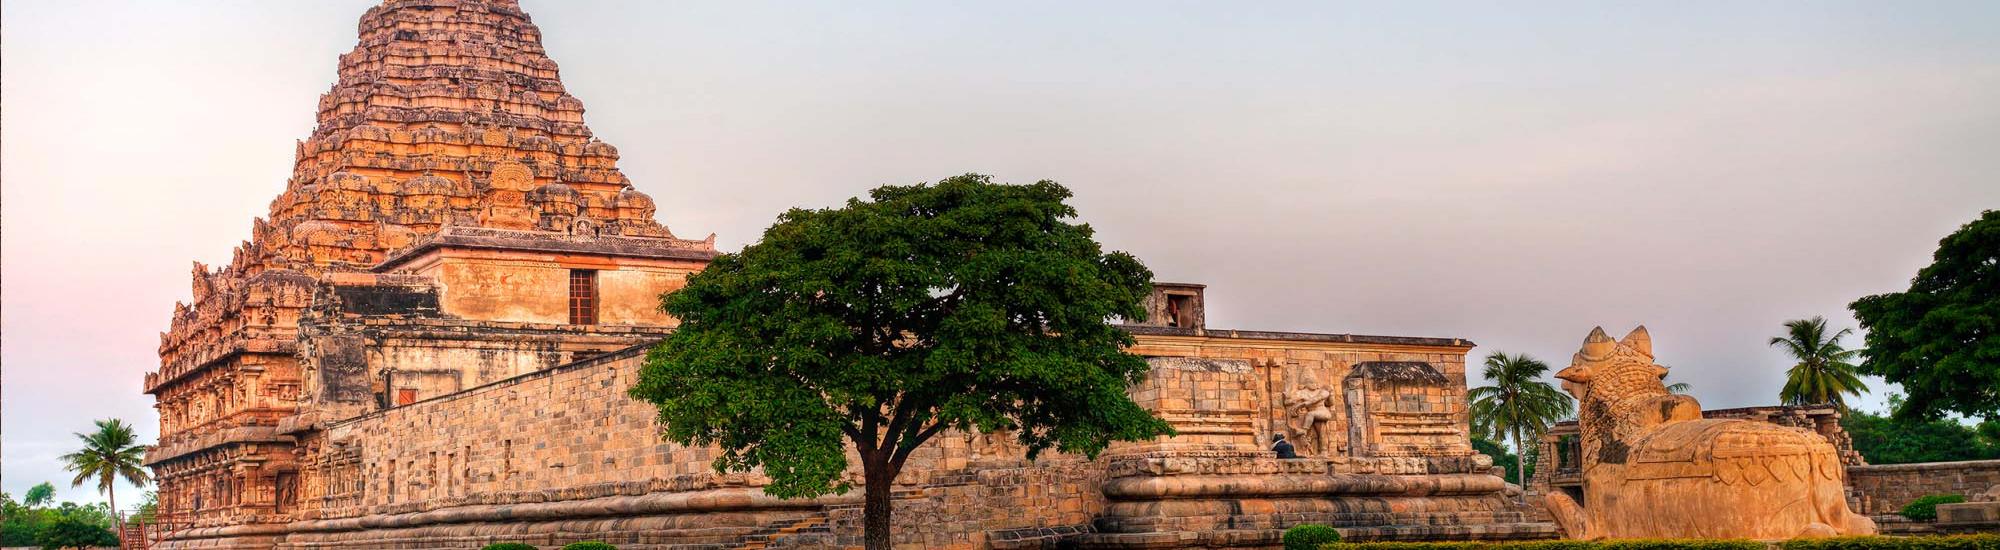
144 1 1550 548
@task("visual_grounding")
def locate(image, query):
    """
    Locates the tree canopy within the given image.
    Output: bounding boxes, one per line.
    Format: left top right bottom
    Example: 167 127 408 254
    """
34 513 119 550
629 174 1173 548
23 483 55 508
1851 210 2000 421
1842 395 2000 465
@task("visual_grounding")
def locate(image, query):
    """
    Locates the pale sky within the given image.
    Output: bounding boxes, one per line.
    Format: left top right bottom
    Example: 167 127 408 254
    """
4 0 1998 506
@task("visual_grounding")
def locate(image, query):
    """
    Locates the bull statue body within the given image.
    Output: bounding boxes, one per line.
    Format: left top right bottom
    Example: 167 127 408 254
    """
1542 326 1875 539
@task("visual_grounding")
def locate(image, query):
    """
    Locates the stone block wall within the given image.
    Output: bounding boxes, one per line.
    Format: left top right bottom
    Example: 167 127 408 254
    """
320 347 720 511
1122 329 1473 460
1848 460 2000 516
254 344 1119 549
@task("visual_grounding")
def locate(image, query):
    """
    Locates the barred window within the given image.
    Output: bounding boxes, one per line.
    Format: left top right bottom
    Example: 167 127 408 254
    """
569 269 598 325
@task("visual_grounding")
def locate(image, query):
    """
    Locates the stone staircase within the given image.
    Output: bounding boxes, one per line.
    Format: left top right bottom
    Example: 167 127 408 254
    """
733 511 835 549
119 521 154 550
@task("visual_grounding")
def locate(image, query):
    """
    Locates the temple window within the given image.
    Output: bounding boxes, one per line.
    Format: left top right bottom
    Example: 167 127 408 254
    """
1165 295 1189 327
569 269 598 325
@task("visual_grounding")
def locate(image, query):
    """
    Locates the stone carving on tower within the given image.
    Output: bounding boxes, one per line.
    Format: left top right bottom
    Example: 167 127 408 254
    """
1542 326 1875 539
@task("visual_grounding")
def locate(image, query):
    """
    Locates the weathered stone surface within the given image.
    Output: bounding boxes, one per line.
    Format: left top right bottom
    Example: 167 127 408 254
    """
1541 326 1875 539
144 1 1557 548
1846 460 2000 516
145 0 714 535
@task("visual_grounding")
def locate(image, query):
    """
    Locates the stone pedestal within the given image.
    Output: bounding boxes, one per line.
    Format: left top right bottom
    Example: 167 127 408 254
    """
1938 501 2000 534
1081 451 1557 548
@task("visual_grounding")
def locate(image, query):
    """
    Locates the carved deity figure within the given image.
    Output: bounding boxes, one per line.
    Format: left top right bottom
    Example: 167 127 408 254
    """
1543 326 1875 539
1283 372 1337 456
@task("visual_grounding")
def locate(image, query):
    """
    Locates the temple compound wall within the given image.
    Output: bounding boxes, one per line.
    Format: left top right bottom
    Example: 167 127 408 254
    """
1847 460 2000 516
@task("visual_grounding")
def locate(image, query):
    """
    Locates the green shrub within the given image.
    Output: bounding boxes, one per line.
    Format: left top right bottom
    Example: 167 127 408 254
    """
1595 541 1763 550
34 514 119 550
1322 535 2000 550
1782 534 2000 550
1900 494 1969 521
1283 524 1341 550
561 542 617 550
1337 541 1758 550
482 544 537 550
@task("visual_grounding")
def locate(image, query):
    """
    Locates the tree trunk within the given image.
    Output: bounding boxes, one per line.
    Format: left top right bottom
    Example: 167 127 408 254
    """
862 453 895 550
1512 427 1527 503
109 483 123 538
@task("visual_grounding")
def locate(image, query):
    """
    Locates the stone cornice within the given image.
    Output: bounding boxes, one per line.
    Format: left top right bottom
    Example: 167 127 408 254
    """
1121 324 1475 349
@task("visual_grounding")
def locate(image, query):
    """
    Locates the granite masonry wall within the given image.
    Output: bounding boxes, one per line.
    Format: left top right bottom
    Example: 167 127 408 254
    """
1848 460 2000 516
256 344 1112 549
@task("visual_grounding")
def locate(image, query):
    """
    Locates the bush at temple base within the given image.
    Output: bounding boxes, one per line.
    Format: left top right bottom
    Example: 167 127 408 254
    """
1900 494 1968 521
33 514 120 550
1782 535 2000 550
1323 535 2000 550
1324 540 1758 550
560 542 617 550
481 543 537 550
1285 524 1342 550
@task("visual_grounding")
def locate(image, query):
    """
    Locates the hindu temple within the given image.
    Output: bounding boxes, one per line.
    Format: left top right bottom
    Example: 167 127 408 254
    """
142 0 1556 547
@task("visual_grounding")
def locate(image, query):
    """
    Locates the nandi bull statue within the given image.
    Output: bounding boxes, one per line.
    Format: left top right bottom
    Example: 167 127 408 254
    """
1542 326 1874 539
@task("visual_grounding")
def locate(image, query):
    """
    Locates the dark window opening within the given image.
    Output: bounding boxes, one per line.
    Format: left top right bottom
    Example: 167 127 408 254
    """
1165 294 1192 328
569 269 598 325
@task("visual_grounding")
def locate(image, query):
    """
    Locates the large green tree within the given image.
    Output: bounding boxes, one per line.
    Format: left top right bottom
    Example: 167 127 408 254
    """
1851 210 2000 421
1770 316 1868 410
629 175 1173 549
1468 352 1573 498
59 419 149 533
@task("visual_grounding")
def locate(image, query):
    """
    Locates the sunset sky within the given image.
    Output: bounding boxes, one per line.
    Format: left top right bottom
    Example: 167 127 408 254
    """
4 0 1998 505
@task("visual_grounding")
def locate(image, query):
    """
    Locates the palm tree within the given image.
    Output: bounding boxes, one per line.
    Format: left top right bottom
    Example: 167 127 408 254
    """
1468 352 1574 496
1770 316 1868 410
1657 365 1693 394
60 419 151 533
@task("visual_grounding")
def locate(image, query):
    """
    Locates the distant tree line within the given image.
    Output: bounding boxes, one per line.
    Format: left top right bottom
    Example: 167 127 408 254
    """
1 490 122 549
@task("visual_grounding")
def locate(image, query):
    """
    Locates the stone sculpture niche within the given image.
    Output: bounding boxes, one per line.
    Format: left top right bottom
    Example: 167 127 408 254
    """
1343 361 1467 458
1543 326 1875 539
1283 372 1338 456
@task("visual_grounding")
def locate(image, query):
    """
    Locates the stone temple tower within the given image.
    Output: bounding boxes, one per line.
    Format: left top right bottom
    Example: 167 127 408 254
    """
143 0 714 536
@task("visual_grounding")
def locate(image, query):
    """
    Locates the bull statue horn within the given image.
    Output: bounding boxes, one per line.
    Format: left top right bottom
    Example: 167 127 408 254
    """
1579 326 1616 361
1622 326 1653 358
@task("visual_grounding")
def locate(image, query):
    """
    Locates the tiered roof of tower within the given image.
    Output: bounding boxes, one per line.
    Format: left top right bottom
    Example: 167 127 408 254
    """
148 0 711 392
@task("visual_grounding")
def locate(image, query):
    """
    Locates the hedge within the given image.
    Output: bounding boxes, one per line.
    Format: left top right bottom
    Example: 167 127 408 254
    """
1285 524 1342 550
1322 536 2000 550
1324 540 1761 550
1780 535 2000 550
